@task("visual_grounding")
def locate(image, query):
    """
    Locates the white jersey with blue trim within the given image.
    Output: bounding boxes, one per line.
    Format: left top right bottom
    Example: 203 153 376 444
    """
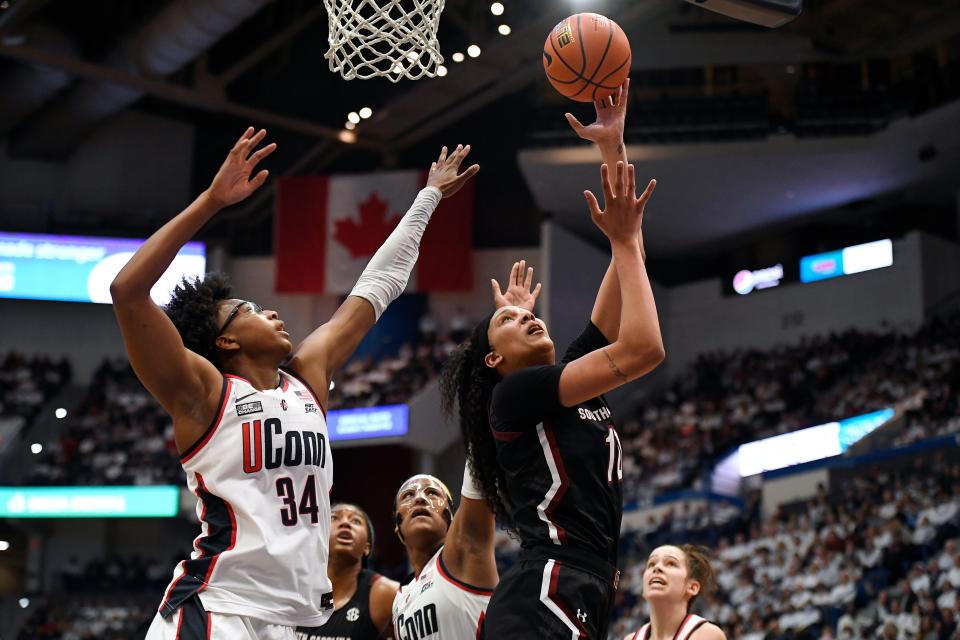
392 546 492 640
158 368 334 627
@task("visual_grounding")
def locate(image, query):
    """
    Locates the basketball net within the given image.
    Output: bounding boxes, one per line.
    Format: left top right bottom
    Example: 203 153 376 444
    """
324 0 445 82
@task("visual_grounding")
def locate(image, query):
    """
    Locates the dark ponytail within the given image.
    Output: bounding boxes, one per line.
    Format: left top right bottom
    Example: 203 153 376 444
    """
439 316 517 534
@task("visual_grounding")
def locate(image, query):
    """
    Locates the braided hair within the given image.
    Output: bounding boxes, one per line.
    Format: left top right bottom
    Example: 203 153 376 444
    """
439 313 517 535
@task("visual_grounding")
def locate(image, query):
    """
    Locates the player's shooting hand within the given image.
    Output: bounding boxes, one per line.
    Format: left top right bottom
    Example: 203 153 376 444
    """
491 260 542 311
564 78 629 146
207 127 277 209
426 144 480 199
584 161 656 247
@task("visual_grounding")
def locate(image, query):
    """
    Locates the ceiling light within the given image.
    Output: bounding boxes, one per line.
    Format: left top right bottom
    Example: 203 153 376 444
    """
490 2 504 15
345 121 356 130
498 24 511 36
451 52 465 63
359 107 373 119
55 408 67 419
19 598 29 609
338 130 357 144
436 65 448 77
0 540 9 551
347 112 361 124
467 45 481 58
30 443 42 454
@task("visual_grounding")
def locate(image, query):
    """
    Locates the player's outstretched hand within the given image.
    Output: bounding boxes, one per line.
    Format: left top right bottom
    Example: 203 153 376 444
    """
207 127 277 209
565 78 629 145
491 259 542 311
426 144 480 199
584 161 656 247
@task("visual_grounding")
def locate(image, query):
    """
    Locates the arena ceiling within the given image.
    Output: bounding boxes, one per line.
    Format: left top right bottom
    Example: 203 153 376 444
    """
0 0 958 270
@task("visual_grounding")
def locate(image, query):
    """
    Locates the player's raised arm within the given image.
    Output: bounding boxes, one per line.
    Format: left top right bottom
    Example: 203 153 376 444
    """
567 78 633 341
558 161 664 407
440 459 498 593
110 128 276 442
288 144 479 411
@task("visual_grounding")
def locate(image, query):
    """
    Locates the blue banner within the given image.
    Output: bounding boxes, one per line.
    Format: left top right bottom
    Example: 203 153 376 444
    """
0 485 179 518
0 231 205 304
328 404 408 442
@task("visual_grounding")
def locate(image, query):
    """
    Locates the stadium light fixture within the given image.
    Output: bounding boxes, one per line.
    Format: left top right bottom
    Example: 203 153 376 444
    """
451 52 465 63
30 443 42 454
55 408 67 419
0 540 9 551
359 107 373 119
347 112 361 124
19 598 29 609
498 24 511 36
437 65 448 77
467 45 481 58
490 2 504 15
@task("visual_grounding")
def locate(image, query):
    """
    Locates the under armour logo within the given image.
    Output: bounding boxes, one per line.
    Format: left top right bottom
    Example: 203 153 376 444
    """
577 609 588 623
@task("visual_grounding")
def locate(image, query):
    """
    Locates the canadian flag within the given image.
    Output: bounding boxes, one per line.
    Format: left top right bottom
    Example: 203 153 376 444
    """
274 170 473 294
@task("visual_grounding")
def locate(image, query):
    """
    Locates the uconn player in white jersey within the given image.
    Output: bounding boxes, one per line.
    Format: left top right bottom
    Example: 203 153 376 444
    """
391 469 497 640
110 128 478 640
626 546 725 640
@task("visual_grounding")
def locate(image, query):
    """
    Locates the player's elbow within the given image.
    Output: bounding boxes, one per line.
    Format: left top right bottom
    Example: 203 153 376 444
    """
618 336 665 379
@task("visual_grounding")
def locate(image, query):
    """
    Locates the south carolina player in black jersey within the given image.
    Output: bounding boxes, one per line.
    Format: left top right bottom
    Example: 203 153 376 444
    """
390 465 498 640
296 504 399 640
110 128 479 639
440 80 664 639
626 545 725 640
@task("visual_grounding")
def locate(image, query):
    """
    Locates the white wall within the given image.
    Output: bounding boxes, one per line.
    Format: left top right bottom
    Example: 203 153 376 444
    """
0 111 193 226
920 233 960 312
762 468 829 518
663 232 926 377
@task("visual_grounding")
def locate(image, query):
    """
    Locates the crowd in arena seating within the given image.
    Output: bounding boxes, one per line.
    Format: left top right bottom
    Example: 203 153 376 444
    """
17 594 154 639
0 351 71 436
27 358 181 486
326 310 470 410
609 453 960 639
619 310 960 508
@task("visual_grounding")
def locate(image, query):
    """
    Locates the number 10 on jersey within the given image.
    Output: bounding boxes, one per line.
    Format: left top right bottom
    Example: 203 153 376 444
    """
605 427 623 484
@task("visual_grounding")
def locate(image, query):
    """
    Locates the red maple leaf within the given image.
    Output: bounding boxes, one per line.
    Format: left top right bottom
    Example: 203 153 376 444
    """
333 192 402 258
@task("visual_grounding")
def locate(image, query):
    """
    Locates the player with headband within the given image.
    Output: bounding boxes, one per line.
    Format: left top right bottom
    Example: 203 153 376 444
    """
390 463 498 640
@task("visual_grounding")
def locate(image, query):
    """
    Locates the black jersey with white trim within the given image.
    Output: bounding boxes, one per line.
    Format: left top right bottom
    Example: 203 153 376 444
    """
489 321 623 566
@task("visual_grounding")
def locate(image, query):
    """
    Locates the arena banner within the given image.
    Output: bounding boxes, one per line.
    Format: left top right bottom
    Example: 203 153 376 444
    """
274 170 473 294
0 485 180 518
0 231 205 305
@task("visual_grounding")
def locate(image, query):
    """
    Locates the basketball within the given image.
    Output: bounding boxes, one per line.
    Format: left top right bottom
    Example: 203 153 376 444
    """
543 13 632 102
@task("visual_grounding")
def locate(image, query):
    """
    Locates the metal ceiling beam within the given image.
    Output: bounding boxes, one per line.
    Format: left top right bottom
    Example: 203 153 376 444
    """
0 0 52 31
0 40 385 150
216 2 327 86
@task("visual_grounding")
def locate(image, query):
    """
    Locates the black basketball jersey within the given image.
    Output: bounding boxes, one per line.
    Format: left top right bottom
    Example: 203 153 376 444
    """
296 569 382 640
489 321 623 566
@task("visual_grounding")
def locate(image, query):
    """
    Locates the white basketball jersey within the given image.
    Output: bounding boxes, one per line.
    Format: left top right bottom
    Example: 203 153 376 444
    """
633 614 710 640
159 369 334 627
392 546 491 640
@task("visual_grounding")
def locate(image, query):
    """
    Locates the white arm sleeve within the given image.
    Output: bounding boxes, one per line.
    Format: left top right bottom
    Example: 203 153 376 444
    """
349 186 442 320
461 458 483 500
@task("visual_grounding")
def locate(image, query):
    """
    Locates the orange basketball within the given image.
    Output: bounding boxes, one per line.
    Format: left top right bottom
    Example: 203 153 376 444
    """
543 13 632 103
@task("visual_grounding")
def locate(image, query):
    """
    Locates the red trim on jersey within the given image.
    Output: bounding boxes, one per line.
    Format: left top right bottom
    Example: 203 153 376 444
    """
436 548 495 596
206 612 213 640
223 372 284 390
280 367 328 417
631 628 643 640
159 561 187 615
475 611 486 639
542 421 569 544
175 607 185 639
685 620 708 639
490 426 522 441
180 378 232 463
279 373 290 392
673 614 692 640
195 472 238 585
548 560 587 638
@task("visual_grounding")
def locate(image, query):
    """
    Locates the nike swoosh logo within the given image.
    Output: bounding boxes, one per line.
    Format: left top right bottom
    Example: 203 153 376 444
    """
235 391 258 402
